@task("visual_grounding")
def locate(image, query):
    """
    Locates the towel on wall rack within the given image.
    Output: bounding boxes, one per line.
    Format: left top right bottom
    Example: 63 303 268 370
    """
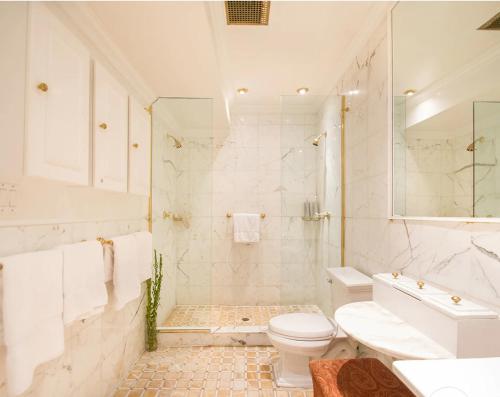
233 213 260 243
111 234 141 310
1 249 64 396
60 240 108 324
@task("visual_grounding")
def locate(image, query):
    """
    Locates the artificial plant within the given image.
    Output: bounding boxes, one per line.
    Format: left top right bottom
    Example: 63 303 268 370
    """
146 249 163 351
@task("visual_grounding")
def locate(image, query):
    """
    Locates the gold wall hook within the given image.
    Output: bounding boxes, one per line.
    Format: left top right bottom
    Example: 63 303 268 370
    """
37 82 48 92
417 280 425 289
99 122 108 130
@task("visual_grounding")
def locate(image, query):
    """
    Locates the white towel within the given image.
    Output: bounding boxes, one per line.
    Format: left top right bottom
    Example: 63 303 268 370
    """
233 213 260 243
60 241 108 324
111 234 140 310
134 231 153 282
1 249 64 396
103 243 114 283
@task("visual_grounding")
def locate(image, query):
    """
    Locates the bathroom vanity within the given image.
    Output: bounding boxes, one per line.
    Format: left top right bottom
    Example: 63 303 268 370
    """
335 273 500 360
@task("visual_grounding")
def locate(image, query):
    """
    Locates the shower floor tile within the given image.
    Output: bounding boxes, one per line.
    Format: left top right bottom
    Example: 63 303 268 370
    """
162 305 322 328
113 346 313 397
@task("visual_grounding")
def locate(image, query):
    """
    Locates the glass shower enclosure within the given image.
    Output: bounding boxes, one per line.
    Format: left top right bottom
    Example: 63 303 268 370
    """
151 98 213 326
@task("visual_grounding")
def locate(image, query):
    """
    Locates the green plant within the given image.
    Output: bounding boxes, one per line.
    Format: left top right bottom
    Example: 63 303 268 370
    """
146 250 163 351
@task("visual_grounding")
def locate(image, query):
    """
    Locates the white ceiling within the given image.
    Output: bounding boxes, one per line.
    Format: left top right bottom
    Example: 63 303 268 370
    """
85 1 388 127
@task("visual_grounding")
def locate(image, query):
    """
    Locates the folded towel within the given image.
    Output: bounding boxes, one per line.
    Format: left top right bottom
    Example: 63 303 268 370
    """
233 213 260 243
134 231 153 282
103 242 114 283
60 241 108 324
1 249 64 396
111 234 140 310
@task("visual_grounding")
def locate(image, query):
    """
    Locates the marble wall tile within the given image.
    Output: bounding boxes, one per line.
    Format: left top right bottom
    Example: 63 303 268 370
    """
335 15 500 311
0 220 148 397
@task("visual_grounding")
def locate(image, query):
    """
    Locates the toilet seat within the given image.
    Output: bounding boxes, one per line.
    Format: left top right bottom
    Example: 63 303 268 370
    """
269 313 335 341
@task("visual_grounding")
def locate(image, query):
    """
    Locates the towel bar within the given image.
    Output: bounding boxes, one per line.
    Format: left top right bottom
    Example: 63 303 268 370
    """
0 237 114 271
226 212 266 219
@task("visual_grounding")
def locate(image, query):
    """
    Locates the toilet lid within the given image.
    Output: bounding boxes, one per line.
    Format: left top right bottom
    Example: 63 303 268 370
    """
269 313 335 340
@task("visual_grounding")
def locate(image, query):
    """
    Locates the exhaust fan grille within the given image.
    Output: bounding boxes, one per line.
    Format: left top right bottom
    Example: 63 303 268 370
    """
225 1 270 25
478 12 500 30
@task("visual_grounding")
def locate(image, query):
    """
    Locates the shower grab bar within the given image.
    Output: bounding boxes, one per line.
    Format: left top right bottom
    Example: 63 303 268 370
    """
226 212 266 219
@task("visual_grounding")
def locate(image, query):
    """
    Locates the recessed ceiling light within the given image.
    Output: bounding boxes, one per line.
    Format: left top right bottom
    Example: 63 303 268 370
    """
237 88 248 95
404 89 416 96
296 87 309 95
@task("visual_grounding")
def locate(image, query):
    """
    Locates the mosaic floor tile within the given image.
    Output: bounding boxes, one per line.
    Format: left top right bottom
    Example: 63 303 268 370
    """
113 346 313 397
162 305 321 328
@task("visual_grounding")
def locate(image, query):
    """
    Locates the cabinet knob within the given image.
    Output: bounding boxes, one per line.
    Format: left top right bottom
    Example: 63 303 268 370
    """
132 143 139 149
37 82 48 92
99 123 108 130
451 295 461 305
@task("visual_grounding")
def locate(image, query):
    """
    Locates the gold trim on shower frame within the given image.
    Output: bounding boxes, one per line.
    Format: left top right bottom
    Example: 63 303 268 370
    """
147 102 155 233
340 95 349 267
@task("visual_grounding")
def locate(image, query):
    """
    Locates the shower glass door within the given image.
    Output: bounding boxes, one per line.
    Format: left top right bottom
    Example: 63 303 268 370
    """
473 101 500 218
279 95 341 316
152 98 213 328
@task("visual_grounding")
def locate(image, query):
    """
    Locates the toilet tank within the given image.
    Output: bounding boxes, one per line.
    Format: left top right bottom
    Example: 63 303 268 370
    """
327 267 373 313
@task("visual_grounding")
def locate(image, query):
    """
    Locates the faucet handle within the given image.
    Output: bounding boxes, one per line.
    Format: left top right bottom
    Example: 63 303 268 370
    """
391 272 399 279
417 280 425 289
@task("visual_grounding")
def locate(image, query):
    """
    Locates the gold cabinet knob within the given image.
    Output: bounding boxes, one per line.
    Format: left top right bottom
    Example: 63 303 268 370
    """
132 143 139 149
37 82 48 92
99 123 108 130
451 295 461 305
417 280 425 289
392 272 399 279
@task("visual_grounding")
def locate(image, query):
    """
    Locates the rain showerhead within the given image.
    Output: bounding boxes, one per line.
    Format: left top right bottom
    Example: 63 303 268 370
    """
167 134 183 149
312 132 327 146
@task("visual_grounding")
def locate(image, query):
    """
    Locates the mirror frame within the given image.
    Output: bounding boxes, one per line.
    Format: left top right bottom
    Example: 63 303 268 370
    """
387 4 500 223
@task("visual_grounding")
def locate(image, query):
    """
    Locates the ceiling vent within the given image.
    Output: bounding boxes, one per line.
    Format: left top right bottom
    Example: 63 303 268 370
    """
225 1 270 26
478 12 500 30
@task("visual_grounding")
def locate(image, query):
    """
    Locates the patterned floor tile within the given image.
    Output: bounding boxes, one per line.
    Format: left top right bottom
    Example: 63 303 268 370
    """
113 347 313 397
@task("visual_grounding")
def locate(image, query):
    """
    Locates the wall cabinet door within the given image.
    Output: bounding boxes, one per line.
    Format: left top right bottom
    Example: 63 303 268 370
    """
25 3 90 185
128 97 151 196
93 62 128 192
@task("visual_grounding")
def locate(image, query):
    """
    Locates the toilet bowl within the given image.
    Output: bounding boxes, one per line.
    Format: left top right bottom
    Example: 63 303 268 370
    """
267 313 355 388
267 267 373 388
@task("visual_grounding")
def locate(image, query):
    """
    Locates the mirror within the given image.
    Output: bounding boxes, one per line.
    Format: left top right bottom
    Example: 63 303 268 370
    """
391 2 500 218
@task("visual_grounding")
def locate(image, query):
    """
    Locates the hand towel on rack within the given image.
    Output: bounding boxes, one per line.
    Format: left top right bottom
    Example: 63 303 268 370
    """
111 234 141 310
233 213 260 243
1 249 64 396
60 241 108 324
103 242 114 283
133 231 153 282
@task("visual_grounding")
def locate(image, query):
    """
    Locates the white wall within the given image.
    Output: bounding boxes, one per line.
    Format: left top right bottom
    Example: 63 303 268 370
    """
0 3 149 396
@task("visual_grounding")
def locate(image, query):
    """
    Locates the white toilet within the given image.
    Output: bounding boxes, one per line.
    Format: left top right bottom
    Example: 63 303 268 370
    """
267 267 373 388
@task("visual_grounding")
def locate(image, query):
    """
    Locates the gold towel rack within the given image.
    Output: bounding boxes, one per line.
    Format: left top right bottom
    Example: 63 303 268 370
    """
97 237 113 246
0 237 113 271
226 212 266 219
